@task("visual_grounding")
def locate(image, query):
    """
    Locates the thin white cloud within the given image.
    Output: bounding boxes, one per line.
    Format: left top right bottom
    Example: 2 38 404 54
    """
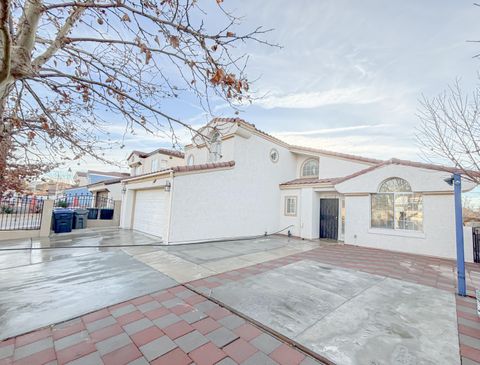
256 87 386 109
272 123 390 136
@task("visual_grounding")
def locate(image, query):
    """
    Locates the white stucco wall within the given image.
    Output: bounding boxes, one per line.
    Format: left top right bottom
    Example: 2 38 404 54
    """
318 155 371 178
344 193 474 261
105 183 123 201
168 133 297 243
294 154 371 179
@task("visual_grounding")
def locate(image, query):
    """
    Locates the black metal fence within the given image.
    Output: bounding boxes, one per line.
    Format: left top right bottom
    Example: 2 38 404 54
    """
0 196 45 230
54 194 114 210
474 227 480 263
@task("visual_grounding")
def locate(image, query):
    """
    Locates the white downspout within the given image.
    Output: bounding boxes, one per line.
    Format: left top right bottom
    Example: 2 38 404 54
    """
165 171 175 245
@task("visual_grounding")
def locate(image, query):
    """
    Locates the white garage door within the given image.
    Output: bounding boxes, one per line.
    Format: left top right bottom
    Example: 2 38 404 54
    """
133 189 167 239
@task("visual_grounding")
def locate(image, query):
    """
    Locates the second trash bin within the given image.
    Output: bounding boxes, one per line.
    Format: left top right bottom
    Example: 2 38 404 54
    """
52 209 74 233
73 209 88 229
87 208 99 219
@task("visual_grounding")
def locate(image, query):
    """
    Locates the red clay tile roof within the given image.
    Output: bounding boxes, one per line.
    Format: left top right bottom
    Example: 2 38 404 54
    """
205 118 382 165
122 161 235 182
333 158 477 185
289 145 382 165
172 161 234 173
280 177 341 186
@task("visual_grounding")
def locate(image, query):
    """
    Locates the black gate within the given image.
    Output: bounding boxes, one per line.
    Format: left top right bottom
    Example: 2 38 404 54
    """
474 227 480 263
320 198 339 240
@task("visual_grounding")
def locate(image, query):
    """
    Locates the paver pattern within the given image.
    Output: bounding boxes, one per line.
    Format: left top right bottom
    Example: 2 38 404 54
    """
0 285 323 365
2 239 480 364
187 244 480 365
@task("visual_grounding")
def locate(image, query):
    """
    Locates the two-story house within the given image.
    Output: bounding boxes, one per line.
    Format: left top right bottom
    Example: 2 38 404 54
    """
119 118 477 261
127 148 185 176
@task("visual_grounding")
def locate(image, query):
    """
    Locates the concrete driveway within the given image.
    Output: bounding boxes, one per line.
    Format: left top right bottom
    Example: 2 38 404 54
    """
203 260 459 364
0 228 319 341
0 228 475 364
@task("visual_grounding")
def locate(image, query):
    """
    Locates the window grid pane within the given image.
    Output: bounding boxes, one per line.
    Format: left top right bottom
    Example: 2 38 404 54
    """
285 197 297 215
302 160 319 177
371 194 394 229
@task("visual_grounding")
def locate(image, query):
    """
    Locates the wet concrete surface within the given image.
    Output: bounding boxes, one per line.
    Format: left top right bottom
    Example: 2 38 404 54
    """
0 250 177 340
0 228 161 270
158 236 300 264
124 236 321 283
208 260 460 365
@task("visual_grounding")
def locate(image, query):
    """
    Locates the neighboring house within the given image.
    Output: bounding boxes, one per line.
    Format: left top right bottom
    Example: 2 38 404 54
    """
28 181 73 198
65 171 130 197
127 148 185 176
73 171 88 187
119 118 477 261
88 177 125 203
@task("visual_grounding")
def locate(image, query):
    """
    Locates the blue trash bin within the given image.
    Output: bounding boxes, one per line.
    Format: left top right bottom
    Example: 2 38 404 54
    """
52 209 74 233
99 208 114 220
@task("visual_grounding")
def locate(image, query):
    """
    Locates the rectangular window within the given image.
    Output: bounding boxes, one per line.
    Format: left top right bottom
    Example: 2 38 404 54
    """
284 196 297 216
160 159 168 169
371 193 423 231
151 159 158 172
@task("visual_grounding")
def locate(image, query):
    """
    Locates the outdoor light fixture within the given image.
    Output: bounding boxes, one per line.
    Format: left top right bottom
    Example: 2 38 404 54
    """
444 176 454 186
121 185 126 194
165 181 171 192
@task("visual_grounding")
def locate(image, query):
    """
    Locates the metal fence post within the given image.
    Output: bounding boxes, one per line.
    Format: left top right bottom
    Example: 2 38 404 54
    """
454 173 466 296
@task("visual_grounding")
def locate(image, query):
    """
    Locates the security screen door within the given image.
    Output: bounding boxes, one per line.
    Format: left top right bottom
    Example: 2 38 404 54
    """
320 198 339 240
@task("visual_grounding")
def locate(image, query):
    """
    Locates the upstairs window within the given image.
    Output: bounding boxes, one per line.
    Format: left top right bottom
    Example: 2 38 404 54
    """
301 159 319 177
187 154 195 166
209 132 222 162
371 177 423 231
151 159 158 172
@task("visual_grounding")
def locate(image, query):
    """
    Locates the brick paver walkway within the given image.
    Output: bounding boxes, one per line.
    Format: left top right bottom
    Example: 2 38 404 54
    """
1 243 480 365
188 244 480 365
0 285 323 365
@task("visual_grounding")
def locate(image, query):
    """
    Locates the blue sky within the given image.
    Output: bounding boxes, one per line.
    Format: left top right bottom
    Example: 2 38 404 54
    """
47 0 480 180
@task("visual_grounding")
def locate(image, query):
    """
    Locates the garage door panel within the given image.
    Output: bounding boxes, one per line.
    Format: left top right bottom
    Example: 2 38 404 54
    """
133 189 167 238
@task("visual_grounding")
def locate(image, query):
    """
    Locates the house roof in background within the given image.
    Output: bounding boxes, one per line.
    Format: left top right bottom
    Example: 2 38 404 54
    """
87 170 130 178
87 177 124 187
127 147 185 161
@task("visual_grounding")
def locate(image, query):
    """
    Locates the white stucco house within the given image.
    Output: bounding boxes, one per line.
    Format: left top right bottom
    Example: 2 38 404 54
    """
119 118 477 261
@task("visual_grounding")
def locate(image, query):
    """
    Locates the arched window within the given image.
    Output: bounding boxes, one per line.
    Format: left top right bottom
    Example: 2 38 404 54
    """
378 177 411 192
371 177 423 231
187 154 195 166
209 132 222 162
301 159 319 177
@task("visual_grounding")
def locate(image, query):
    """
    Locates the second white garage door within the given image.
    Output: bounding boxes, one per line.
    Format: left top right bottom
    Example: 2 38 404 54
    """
133 189 168 239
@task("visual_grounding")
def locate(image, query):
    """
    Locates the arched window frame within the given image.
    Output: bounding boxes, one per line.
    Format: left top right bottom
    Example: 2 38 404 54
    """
186 154 195 166
371 177 423 232
301 158 319 177
208 131 222 162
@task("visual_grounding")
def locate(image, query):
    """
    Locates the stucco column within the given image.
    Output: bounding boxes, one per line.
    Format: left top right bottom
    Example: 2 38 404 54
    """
39 200 54 237
113 200 122 224
300 188 314 239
